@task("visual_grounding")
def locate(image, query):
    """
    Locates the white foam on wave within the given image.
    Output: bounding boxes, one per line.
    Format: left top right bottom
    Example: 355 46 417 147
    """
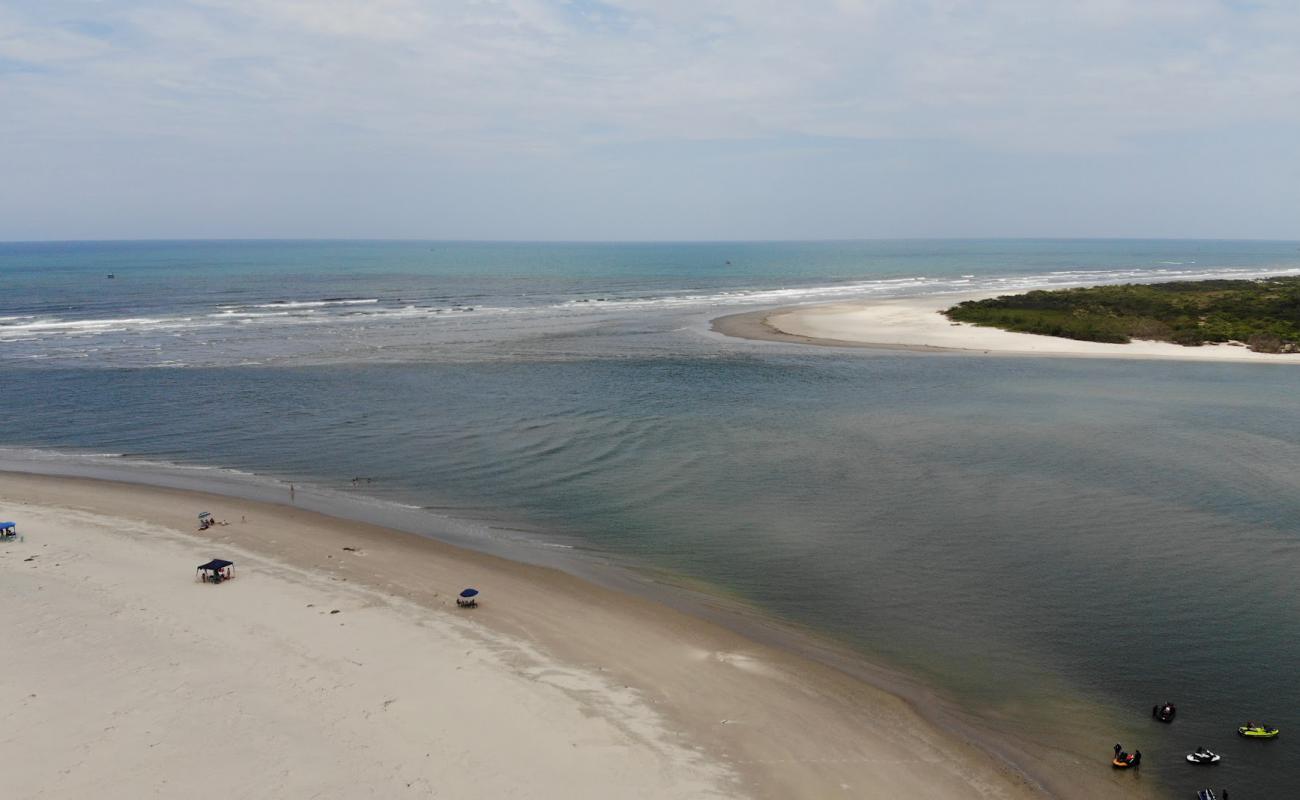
544 265 1300 319
212 310 307 319
2 300 520 344
556 276 970 312
249 298 380 309
7 265 1299 356
0 316 201 340
5 316 176 331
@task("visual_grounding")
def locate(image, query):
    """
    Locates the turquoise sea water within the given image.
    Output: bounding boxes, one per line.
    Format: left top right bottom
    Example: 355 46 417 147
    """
3 240 1300 797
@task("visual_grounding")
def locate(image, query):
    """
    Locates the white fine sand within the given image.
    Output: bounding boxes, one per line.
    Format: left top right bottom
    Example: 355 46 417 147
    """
0 473 1083 800
714 294 1300 363
0 498 731 799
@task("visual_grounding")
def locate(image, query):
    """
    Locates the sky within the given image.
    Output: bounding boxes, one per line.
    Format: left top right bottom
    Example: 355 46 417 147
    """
2 0 1299 241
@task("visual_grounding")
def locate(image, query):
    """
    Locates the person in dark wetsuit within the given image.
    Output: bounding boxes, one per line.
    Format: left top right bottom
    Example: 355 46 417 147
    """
1132 749 1141 766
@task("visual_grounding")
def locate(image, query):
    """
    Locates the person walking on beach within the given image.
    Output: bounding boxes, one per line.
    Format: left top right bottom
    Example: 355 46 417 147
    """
290 482 295 502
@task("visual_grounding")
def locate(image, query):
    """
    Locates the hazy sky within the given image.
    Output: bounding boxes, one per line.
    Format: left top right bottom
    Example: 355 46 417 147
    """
3 0 1299 240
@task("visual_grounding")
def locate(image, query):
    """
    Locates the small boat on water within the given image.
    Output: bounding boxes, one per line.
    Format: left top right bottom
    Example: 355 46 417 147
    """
1196 790 1216 800
1153 702 1176 723
1238 722 1279 738
1186 747 1221 764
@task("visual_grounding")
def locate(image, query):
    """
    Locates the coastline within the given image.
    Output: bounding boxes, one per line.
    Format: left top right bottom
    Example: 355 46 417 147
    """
0 469 1091 799
712 292 1300 362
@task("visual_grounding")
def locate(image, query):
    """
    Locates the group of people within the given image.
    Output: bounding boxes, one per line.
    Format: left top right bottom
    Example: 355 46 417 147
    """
1112 742 1142 766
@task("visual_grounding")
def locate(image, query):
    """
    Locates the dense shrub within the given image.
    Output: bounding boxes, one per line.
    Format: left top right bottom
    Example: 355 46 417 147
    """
945 277 1300 350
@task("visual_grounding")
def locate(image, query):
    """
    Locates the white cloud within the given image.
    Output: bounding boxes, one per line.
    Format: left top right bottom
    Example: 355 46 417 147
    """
0 7 112 64
8 0 1299 150
2 0 1299 238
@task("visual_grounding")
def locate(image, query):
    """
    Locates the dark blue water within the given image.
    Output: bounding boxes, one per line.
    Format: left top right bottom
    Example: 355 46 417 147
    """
4 240 1300 797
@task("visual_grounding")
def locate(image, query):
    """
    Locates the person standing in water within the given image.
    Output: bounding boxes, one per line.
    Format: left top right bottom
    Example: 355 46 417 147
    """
290 482 295 502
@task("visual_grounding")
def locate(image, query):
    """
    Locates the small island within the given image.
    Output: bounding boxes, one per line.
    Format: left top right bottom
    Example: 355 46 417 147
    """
944 277 1300 353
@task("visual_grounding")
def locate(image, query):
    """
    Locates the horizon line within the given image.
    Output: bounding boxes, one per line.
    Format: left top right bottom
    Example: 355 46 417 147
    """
4 236 1300 246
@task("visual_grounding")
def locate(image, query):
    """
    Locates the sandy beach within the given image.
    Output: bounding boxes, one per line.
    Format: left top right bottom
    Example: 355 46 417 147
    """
0 471 1073 800
713 293 1300 362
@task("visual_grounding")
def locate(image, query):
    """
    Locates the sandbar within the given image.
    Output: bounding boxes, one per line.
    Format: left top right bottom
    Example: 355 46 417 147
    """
713 293 1300 362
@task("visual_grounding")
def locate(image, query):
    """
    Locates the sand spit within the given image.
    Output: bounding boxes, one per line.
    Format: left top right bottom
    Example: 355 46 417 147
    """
713 293 1300 363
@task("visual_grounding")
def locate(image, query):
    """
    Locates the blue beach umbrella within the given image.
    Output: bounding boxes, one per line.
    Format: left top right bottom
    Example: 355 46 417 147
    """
459 588 479 598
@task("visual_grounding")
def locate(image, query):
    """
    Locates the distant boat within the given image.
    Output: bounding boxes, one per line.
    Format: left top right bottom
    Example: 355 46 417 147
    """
106 273 115 279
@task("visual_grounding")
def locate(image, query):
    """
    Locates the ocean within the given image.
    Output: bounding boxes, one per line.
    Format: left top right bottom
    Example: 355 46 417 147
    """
4 239 1299 797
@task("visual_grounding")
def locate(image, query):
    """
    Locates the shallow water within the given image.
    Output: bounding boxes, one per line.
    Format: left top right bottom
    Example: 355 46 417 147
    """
3 240 1299 797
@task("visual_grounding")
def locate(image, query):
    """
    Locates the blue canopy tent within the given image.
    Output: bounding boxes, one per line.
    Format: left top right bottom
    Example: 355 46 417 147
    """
197 558 235 583
456 587 479 608
0 522 19 541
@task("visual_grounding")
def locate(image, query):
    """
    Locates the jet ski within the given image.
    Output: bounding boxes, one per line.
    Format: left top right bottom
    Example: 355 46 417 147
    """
1196 790 1216 800
1238 723 1279 738
1186 747 1221 764
1153 702 1176 723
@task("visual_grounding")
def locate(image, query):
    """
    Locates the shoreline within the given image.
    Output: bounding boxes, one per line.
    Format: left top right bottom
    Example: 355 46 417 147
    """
0 466 1141 799
2 478 734 798
711 292 1300 362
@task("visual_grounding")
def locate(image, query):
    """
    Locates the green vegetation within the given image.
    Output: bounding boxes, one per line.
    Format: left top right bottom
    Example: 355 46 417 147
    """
944 277 1300 352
